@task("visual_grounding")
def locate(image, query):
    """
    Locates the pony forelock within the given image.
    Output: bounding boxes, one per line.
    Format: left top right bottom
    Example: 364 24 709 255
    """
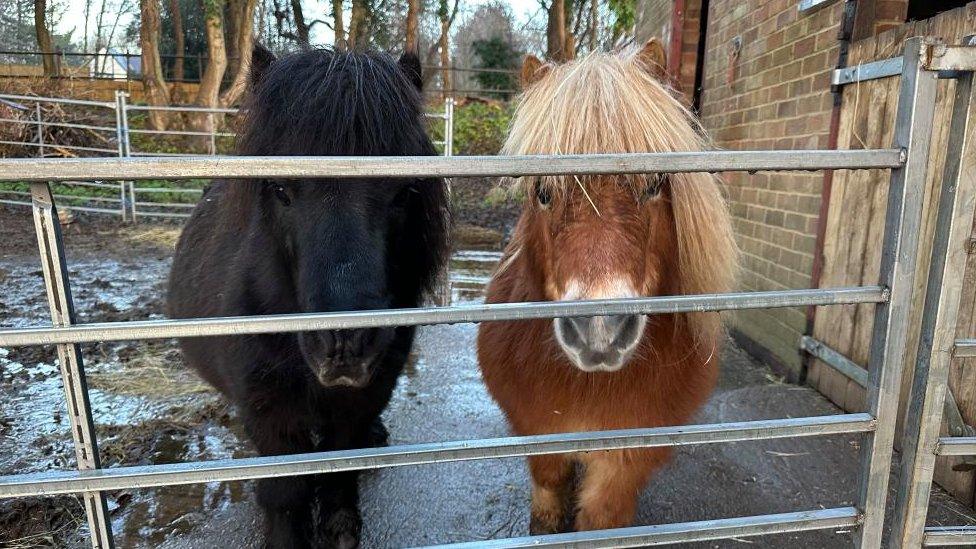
503 47 739 343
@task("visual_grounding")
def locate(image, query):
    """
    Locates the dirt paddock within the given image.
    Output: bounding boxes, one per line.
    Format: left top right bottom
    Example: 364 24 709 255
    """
1 202 974 548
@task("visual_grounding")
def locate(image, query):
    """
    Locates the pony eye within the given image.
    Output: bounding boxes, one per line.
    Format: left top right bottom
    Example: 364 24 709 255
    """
535 183 552 207
642 175 665 201
273 185 292 206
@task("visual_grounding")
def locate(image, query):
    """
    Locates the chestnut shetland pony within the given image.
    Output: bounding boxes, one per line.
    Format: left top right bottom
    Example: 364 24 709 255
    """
477 40 737 534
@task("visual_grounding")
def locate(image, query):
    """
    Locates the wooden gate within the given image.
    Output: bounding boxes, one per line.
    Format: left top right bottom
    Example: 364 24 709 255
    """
809 3 976 505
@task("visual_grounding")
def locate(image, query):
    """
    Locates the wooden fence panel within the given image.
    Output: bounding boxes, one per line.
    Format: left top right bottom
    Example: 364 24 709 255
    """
810 3 976 505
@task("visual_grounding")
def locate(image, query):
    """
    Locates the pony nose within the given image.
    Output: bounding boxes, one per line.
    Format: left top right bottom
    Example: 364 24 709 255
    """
553 314 646 372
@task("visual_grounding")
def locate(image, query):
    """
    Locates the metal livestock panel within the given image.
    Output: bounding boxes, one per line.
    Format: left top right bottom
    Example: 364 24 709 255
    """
0 37 959 549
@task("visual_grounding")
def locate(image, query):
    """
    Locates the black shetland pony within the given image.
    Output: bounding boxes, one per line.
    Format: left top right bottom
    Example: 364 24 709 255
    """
168 45 448 548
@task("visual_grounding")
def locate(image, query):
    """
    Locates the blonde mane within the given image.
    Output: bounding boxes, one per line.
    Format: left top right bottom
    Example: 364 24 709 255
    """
502 47 739 343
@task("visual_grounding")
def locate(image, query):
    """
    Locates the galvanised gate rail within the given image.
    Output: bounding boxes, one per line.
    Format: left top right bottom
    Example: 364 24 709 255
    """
0 37 964 548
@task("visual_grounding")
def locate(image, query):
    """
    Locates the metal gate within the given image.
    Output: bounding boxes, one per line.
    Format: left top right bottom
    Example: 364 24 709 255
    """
0 37 969 548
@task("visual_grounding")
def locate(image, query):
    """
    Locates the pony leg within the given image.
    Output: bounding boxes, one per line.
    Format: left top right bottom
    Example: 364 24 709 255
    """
574 449 669 531
243 411 316 549
313 471 361 549
527 453 574 534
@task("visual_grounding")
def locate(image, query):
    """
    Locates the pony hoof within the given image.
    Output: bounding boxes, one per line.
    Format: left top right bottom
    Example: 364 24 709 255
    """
529 514 561 536
321 507 361 549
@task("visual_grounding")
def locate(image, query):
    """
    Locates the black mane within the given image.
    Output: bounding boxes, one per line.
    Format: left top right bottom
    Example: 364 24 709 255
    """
239 48 435 158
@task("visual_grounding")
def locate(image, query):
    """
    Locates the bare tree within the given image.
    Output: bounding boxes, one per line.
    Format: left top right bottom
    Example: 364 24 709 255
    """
545 0 567 62
333 0 345 48
140 0 171 129
347 0 368 48
193 0 228 132
220 0 258 106
438 0 450 99
167 0 185 100
405 0 419 54
34 0 58 76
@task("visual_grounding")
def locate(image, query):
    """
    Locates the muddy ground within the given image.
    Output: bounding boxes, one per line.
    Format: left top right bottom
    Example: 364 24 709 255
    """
1 186 974 548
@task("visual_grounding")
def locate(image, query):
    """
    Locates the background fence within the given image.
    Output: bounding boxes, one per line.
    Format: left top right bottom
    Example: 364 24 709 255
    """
0 92 454 221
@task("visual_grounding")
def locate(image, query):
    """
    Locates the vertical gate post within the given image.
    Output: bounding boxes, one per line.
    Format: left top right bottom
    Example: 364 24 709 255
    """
113 91 127 221
888 36 976 549
445 97 454 157
29 183 115 549
35 103 44 157
115 91 136 223
855 36 939 549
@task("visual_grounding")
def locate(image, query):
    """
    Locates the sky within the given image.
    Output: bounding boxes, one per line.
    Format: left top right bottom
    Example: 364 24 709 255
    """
57 0 545 50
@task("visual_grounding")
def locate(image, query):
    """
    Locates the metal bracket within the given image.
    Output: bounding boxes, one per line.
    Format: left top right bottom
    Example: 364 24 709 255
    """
927 40 976 72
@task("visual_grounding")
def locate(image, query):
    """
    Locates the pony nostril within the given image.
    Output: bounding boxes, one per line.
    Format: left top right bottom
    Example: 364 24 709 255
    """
555 317 584 348
611 314 644 349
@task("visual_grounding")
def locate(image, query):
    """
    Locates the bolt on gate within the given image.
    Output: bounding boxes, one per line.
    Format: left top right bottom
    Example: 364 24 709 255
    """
0 92 454 221
0 37 970 548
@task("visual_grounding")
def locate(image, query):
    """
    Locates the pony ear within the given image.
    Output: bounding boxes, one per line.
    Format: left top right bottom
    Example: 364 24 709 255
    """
520 55 551 88
398 52 424 90
633 38 667 79
250 42 276 87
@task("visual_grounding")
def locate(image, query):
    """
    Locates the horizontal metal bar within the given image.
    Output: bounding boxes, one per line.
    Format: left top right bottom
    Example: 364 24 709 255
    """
0 139 118 154
125 104 239 114
122 210 190 219
953 339 976 357
833 57 904 86
0 189 121 203
0 413 874 498
0 150 906 182
128 151 220 158
128 127 235 137
59 180 123 189
131 186 204 194
132 201 195 208
0 117 117 132
0 287 887 347
923 526 976 546
928 44 976 72
431 507 861 548
0 198 32 207
936 437 976 456
800 335 868 387
0 93 115 108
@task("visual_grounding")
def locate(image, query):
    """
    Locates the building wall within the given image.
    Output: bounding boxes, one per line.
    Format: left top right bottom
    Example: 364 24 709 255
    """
698 0 845 378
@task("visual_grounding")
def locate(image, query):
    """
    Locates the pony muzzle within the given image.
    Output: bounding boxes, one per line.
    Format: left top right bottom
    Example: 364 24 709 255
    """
299 328 391 388
553 314 646 372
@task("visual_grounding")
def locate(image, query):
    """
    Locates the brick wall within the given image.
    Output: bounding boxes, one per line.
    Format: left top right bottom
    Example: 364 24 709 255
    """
698 0 844 378
637 1 674 51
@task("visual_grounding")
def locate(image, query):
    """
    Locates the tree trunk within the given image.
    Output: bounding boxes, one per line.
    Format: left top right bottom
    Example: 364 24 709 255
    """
168 0 185 100
439 6 450 100
405 0 419 54
34 0 58 76
140 0 171 129
546 0 568 62
220 0 258 106
588 0 597 51
563 0 575 61
290 0 309 46
193 0 228 142
348 0 367 49
332 0 346 49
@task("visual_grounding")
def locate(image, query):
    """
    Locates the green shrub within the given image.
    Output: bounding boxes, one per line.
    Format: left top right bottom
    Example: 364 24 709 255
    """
430 101 512 156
